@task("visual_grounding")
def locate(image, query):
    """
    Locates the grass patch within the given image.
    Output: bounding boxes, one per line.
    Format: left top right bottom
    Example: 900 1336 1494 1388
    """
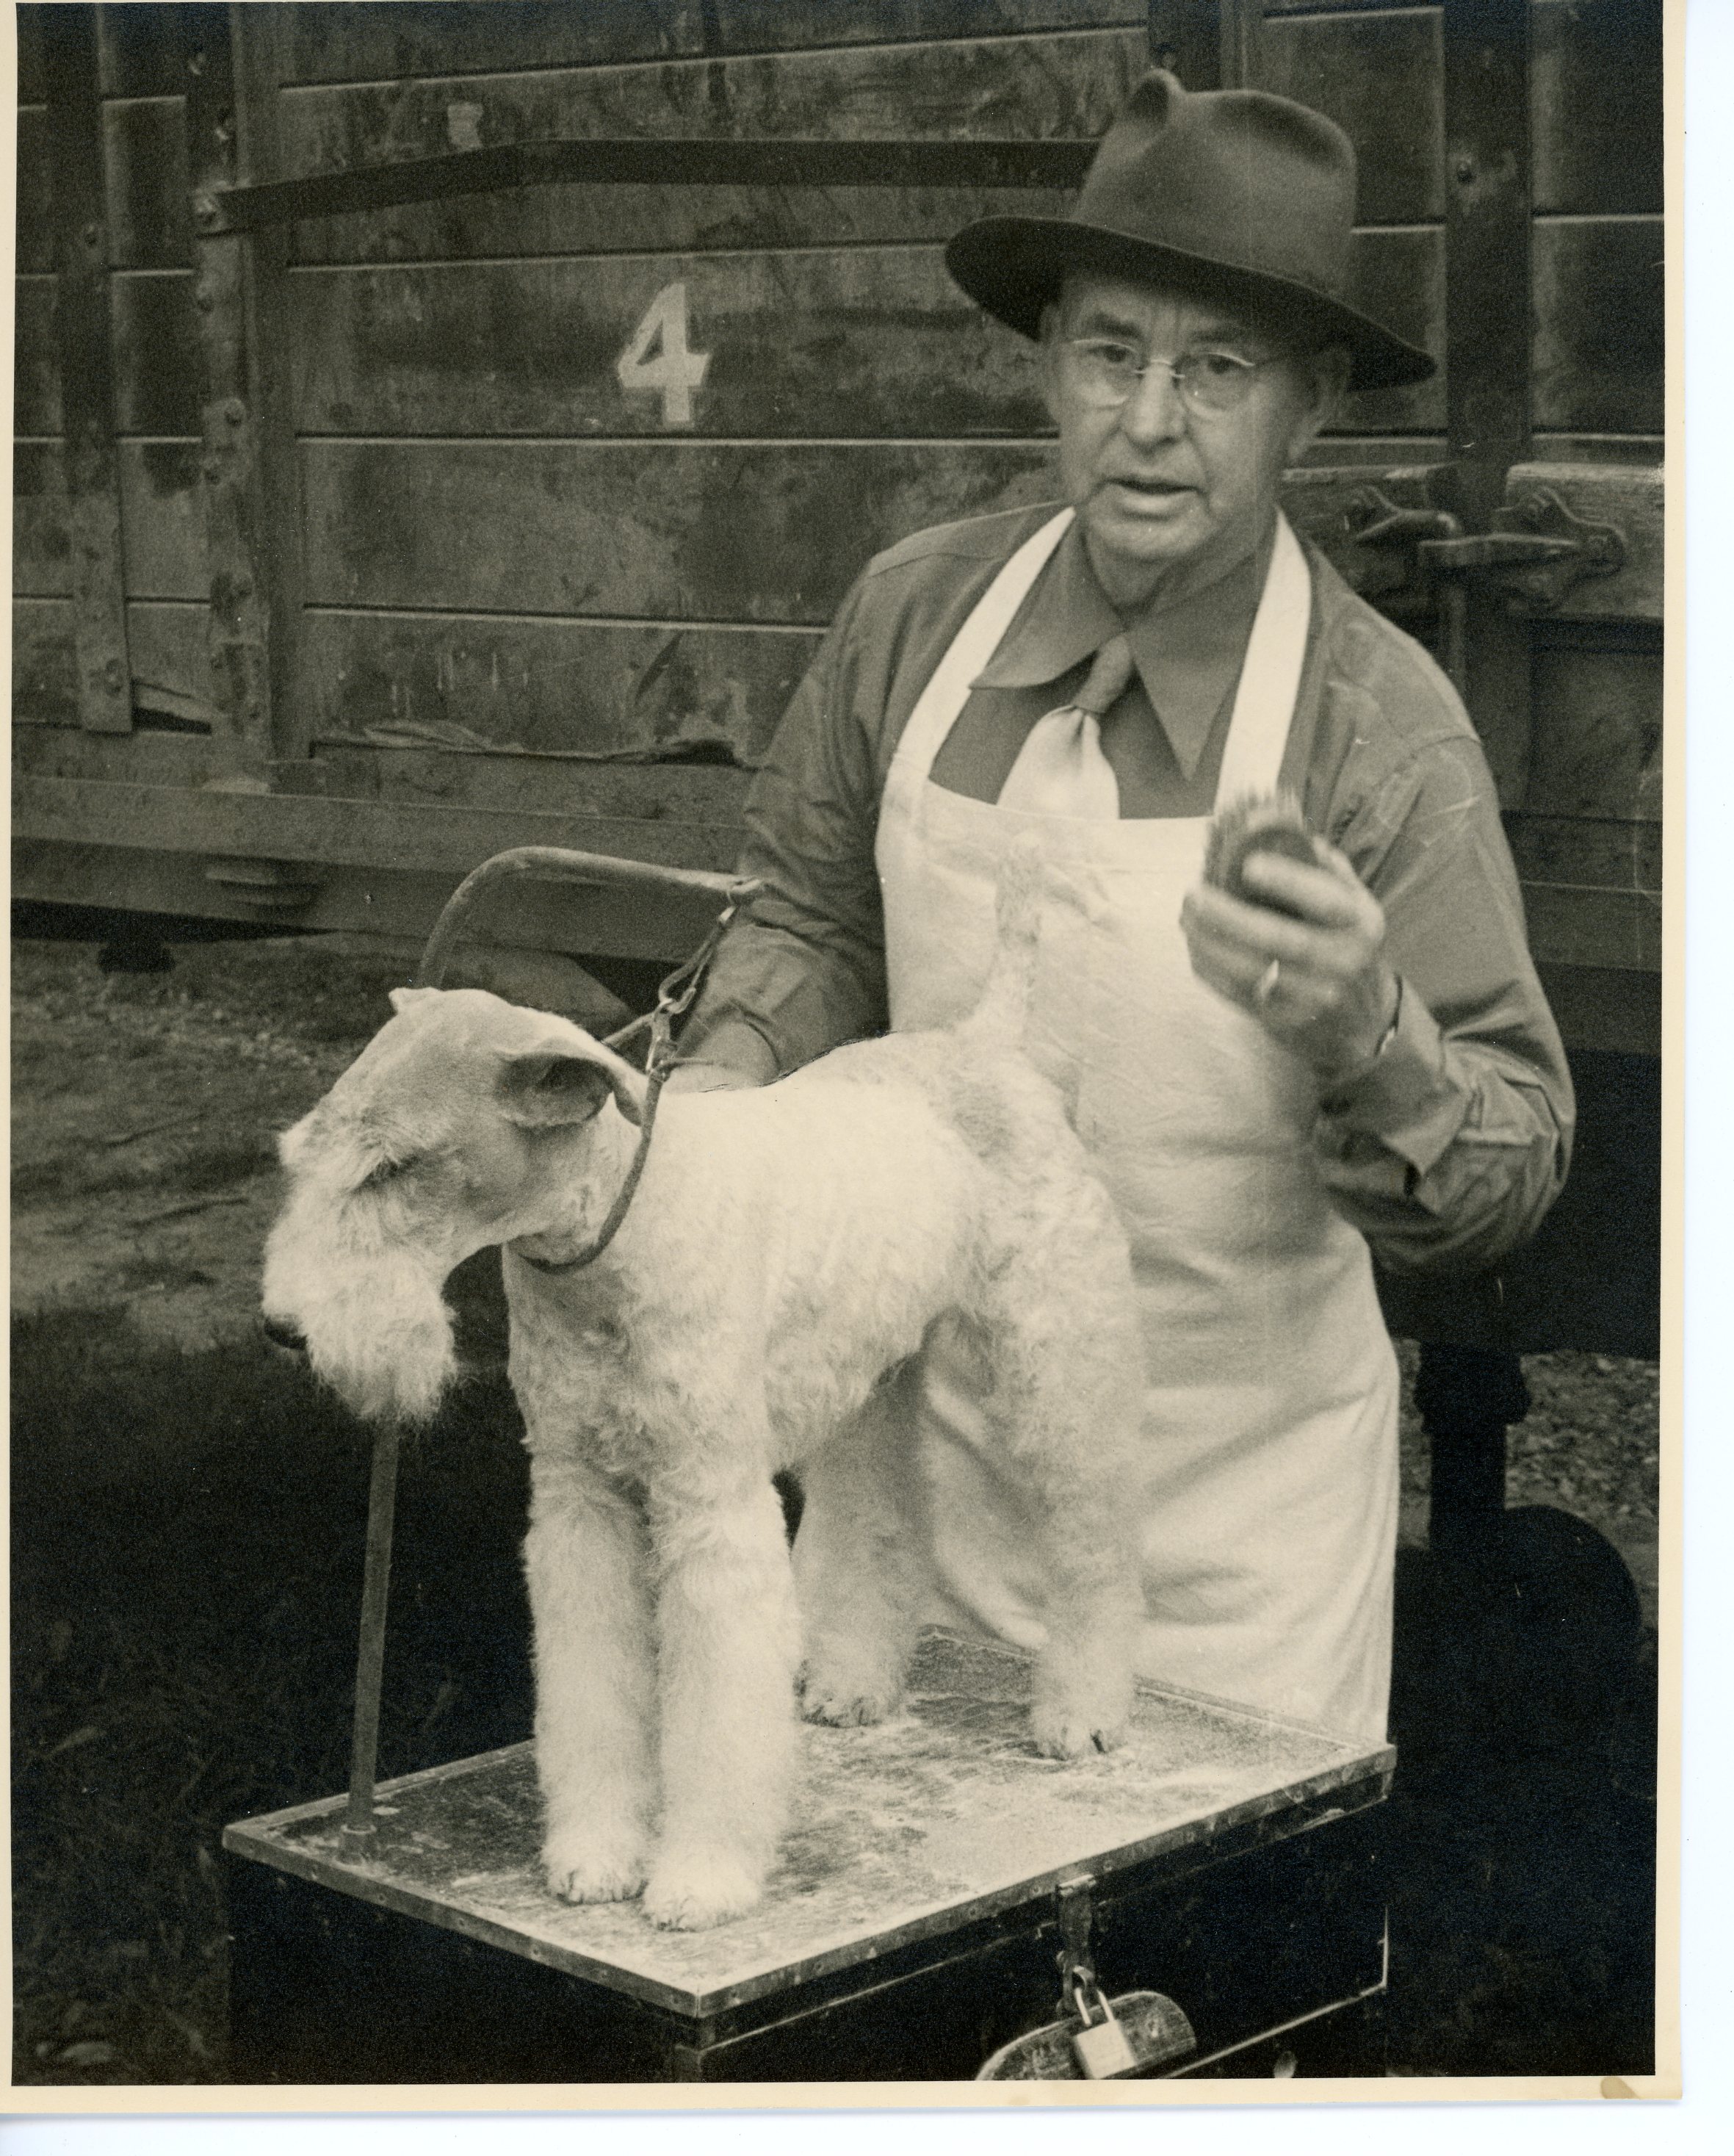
11 1300 534 2085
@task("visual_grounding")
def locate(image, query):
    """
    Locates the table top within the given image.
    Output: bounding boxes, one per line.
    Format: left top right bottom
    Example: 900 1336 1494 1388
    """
224 1630 1392 2018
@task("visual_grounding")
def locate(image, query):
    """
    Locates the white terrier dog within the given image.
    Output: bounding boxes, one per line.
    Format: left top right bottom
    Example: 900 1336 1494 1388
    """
262 857 1144 1930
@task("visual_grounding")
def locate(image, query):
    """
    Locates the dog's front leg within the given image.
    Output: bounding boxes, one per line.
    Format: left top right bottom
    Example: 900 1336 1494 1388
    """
643 1476 800 1930
524 1449 656 1904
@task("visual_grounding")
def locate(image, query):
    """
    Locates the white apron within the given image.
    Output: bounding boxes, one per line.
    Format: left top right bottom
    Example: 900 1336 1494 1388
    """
873 510 1399 1742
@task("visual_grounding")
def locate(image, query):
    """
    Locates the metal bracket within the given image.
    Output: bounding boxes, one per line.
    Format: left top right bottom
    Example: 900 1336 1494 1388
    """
1417 485 1626 610
1347 487 1462 555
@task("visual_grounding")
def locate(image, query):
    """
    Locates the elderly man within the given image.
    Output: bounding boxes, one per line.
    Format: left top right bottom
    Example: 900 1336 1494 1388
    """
673 71 1572 1742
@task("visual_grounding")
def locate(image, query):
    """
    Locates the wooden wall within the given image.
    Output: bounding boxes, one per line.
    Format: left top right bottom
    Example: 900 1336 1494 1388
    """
12 0 1663 1036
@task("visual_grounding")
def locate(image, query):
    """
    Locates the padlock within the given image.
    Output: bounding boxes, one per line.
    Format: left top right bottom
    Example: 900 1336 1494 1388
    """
1072 1989 1139 2077
976 1989 1196 2080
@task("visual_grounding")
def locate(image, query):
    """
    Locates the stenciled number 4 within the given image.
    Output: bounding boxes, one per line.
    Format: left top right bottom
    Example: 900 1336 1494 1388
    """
615 282 710 428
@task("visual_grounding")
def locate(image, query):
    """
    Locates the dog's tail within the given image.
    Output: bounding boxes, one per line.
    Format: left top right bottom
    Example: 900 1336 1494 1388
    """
962 835 1046 1042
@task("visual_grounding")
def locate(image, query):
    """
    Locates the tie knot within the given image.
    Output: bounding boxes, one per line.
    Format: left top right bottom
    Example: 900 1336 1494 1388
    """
1074 635 1135 716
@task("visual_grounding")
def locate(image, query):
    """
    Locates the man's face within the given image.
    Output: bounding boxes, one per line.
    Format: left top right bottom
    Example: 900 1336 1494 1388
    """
1038 274 1342 607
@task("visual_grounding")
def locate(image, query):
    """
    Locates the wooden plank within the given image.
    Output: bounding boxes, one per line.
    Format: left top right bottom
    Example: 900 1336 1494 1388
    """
1532 217 1664 438
1520 882 1660 974
112 269 201 433
1525 641 1663 823
1338 227 1445 434
1505 461 1663 623
19 270 206 441
12 595 214 729
1504 813 1661 895
289 247 1041 438
275 30 1145 180
46 1 133 733
17 2 48 101
292 747 752 833
278 1 707 86
1531 0 1663 217
119 439 209 598
96 1 192 98
12 718 218 787
300 439 1058 621
1262 4 1445 224
1440 0 1533 811
12 597 80 727
13 441 72 596
184 0 305 774
18 439 212 602
104 95 193 270
14 276 60 436
17 107 56 274
286 228 1444 441
302 613 819 765
10 841 736 963
10 773 745 882
1533 962 1659 1059
715 2 1146 49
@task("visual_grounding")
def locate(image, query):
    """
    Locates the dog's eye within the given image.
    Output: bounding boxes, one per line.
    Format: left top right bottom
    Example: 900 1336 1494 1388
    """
359 1155 417 1191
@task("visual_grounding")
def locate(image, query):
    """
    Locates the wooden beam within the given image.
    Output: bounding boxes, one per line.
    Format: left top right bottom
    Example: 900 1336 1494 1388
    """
43 2 132 735
182 2 306 776
1439 0 1535 808
1146 1 1262 90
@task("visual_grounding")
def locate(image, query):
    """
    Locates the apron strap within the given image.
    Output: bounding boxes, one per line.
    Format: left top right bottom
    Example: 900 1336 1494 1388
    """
1213 513 1312 809
892 510 1075 781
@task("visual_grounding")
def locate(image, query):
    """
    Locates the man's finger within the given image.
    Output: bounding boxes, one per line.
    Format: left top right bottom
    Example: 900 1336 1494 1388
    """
1184 883 1367 970
1236 851 1373 929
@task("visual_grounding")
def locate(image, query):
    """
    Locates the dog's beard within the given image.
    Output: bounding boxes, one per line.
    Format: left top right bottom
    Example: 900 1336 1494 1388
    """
262 1218 458 1426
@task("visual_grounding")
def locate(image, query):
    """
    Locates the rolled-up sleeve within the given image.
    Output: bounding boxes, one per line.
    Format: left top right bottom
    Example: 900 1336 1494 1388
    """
1311 731 1575 1275
677 575 891 1086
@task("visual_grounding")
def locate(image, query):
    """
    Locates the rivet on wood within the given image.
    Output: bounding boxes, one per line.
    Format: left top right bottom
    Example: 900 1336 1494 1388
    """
225 398 247 425
195 286 214 312
1455 158 1475 184
193 195 218 226
203 457 223 483
104 660 127 693
82 222 101 248
232 572 253 596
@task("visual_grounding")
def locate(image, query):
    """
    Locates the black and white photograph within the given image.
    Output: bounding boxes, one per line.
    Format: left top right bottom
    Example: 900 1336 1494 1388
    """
7 0 1680 2103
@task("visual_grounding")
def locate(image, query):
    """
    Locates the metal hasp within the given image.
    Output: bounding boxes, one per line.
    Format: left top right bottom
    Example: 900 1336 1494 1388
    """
977 1875 1197 2078
1417 486 1628 612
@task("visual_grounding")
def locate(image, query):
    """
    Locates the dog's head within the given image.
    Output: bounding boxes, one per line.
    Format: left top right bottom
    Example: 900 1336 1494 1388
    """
261 988 646 1424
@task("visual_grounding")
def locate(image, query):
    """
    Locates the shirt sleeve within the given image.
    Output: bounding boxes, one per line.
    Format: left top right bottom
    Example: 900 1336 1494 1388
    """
674 573 891 1087
1310 729 1575 1275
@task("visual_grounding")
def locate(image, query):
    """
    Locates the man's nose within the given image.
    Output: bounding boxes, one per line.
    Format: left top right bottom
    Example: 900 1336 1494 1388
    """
1116 361 1187 445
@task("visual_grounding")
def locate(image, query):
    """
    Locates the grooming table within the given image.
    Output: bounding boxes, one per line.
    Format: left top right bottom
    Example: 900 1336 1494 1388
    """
225 1631 1392 2083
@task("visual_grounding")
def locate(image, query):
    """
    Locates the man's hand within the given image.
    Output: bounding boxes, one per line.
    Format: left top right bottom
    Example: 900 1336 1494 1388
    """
1180 842 1400 1086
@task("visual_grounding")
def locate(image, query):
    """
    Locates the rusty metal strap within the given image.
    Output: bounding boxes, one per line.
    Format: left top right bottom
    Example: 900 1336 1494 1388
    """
194 134 1098 234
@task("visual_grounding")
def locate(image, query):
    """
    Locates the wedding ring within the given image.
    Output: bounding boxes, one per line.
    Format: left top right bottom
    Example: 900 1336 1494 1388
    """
1254 959 1282 1011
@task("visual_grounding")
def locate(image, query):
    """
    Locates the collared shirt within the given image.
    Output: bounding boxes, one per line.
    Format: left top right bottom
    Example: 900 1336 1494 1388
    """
679 502 1575 1276
931 518 1264 815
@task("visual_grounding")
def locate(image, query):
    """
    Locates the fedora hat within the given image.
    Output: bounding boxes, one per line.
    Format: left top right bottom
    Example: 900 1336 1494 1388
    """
946 69 1435 394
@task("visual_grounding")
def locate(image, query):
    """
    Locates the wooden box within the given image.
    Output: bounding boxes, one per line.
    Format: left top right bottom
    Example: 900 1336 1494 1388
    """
224 1632 1392 2084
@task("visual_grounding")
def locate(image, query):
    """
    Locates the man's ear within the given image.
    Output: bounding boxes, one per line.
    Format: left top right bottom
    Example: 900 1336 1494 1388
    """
496 1045 645 1130
1283 345 1351 465
1035 297 1067 429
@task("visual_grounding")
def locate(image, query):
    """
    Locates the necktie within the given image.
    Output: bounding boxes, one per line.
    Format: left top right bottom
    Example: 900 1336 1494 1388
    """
995 635 1133 820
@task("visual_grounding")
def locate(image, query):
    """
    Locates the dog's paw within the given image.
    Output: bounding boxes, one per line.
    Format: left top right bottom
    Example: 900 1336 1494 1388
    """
642 1847 763 1931
543 1830 648 1906
798 1666 903 1728
1028 1707 1127 1761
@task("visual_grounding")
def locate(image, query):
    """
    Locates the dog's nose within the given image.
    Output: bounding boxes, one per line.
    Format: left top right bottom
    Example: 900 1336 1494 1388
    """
261 1313 308 1358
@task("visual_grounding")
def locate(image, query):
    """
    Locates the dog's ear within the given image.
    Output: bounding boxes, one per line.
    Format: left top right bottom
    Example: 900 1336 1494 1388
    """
389 986 441 1014
497 1045 645 1130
